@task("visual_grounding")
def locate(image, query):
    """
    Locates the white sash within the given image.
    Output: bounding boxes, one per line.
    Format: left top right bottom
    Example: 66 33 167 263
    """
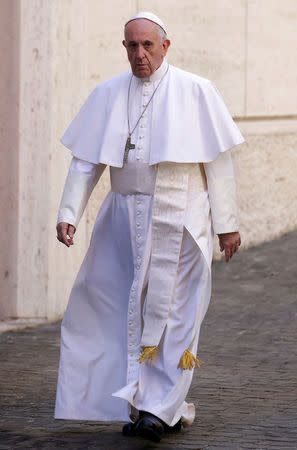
141 163 189 347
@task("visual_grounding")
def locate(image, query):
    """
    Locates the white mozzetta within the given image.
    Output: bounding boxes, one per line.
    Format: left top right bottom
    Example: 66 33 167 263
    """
60 65 244 167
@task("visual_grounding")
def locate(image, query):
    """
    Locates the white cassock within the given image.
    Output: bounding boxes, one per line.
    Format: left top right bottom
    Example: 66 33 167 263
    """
54 60 244 426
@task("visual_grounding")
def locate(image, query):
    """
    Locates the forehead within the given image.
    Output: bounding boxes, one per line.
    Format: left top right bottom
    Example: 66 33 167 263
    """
125 18 160 42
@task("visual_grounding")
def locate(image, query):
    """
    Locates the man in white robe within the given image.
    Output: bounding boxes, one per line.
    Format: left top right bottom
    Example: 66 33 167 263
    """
55 12 243 442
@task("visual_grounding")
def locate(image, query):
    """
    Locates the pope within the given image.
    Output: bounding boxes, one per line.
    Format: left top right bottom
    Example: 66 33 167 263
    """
55 12 243 442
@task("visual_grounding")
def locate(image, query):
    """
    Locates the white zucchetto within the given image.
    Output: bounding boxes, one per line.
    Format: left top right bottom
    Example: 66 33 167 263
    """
125 11 167 34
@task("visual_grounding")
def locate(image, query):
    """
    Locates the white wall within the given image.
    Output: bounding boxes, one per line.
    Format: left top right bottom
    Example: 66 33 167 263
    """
1 0 296 320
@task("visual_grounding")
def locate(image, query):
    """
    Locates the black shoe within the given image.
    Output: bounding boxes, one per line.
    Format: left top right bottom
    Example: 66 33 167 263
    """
139 411 182 434
122 421 138 437
135 411 165 442
164 419 182 433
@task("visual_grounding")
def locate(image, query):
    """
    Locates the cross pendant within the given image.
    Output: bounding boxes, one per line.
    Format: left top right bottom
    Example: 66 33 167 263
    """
123 136 135 163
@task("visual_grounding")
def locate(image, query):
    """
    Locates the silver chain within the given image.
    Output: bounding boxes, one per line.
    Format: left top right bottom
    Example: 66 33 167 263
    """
127 63 169 138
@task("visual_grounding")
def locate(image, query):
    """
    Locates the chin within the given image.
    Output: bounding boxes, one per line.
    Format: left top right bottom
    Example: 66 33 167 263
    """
135 72 149 78
133 67 151 78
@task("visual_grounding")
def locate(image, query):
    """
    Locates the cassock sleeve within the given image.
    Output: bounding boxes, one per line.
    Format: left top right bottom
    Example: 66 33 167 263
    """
204 151 239 234
57 157 106 228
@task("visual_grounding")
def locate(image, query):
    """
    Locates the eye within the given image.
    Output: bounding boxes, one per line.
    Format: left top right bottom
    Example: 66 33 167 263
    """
128 42 138 51
144 41 152 48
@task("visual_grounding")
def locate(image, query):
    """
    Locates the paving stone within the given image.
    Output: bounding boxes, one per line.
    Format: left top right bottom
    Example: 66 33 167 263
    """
0 231 297 449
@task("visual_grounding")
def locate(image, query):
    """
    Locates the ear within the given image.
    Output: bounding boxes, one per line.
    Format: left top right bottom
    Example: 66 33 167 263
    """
162 39 171 55
122 40 127 48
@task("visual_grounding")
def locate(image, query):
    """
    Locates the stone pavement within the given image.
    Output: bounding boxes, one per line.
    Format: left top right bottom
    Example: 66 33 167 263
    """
0 231 297 449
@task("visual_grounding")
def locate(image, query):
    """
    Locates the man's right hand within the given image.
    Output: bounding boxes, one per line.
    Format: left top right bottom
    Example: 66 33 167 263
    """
56 222 76 247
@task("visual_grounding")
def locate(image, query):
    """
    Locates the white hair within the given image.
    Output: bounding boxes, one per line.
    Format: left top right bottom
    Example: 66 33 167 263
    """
157 25 167 42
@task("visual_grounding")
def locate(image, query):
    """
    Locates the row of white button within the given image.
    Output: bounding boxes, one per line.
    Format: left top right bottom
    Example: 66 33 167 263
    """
127 80 152 382
126 196 145 383
136 81 153 161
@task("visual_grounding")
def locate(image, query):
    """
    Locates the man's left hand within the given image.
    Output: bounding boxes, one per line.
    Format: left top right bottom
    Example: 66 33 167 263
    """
218 232 241 262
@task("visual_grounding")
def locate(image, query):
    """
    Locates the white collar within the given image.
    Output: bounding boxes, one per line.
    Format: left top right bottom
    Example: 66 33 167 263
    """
134 59 169 84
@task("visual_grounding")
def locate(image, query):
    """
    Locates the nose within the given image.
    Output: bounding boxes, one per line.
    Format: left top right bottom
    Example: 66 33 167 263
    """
135 45 145 60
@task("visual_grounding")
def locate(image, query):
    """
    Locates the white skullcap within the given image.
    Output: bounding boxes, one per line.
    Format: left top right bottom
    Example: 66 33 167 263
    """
125 11 167 35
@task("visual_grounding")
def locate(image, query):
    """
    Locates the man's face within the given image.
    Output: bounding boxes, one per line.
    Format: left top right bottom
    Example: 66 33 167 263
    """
123 19 170 78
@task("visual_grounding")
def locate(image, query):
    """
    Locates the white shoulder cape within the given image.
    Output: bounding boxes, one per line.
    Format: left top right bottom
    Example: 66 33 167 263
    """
61 65 244 167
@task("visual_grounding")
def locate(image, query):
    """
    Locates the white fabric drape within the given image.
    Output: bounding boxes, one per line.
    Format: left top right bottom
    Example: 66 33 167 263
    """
55 165 211 425
55 61 240 426
60 61 244 166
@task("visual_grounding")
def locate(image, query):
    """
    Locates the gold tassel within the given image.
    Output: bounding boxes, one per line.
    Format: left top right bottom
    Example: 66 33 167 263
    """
177 349 203 370
138 346 158 365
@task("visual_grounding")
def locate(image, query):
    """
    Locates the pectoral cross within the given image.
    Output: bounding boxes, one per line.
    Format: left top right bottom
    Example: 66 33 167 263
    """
123 136 135 163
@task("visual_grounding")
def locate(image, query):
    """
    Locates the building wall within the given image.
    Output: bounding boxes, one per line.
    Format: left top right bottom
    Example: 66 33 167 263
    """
1 0 296 320
0 0 20 318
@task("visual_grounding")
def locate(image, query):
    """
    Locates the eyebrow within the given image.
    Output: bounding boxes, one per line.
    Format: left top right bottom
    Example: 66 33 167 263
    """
127 40 153 45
